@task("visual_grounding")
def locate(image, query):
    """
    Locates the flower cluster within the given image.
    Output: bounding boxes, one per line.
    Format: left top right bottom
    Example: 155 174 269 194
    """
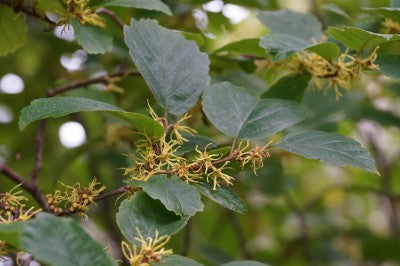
46 179 105 215
121 228 172 266
0 186 41 224
288 46 379 98
124 106 272 190
289 47 379 99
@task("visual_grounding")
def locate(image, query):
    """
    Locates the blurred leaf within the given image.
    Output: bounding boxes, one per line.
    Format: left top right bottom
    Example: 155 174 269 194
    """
19 96 164 138
363 7 400 22
195 183 247 214
0 5 27 56
202 82 308 139
376 55 400 80
124 19 210 115
321 3 352 20
0 213 116 266
261 73 311 102
37 0 65 14
222 261 270 266
70 18 112 54
0 222 23 247
155 254 203 265
127 175 204 216
116 191 189 244
362 235 400 262
213 38 268 57
277 130 378 174
328 26 400 52
306 42 341 61
91 0 172 15
258 10 322 41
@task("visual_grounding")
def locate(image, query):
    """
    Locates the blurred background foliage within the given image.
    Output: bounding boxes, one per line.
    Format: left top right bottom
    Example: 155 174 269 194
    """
1 0 400 265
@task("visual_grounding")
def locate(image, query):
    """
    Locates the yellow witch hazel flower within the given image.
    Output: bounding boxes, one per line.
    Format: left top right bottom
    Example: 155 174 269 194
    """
59 0 105 28
0 185 42 223
291 46 380 99
121 227 172 266
170 113 197 144
46 179 105 215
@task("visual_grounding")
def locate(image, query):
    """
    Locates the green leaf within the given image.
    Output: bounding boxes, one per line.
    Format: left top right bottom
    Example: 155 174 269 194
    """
0 222 24 247
195 183 247 214
276 130 378 174
70 18 112 54
127 175 204 216
328 26 400 52
155 254 203 266
305 42 341 61
116 191 189 244
321 3 352 20
18 96 164 138
202 82 308 140
91 0 172 15
376 55 400 80
0 213 116 266
0 5 27 56
260 33 311 61
213 38 268 57
261 73 311 102
363 7 400 22
222 261 270 266
257 10 322 41
124 19 210 115
37 0 65 14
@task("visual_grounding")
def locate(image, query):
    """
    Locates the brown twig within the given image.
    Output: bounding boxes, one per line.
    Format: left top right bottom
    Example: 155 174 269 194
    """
96 7 124 29
46 69 141 97
227 211 252 260
31 120 46 185
0 164 49 211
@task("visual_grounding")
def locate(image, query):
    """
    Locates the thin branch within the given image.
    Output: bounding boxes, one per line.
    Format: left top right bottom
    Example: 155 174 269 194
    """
227 211 252 260
96 7 124 29
0 164 49 211
0 0 56 26
46 69 141 97
31 120 46 185
93 185 129 202
182 219 192 257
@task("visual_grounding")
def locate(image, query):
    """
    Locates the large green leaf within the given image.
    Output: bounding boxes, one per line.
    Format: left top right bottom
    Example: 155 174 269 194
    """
257 10 322 41
0 5 27 56
202 82 308 140
222 261 270 266
0 213 117 266
276 130 378 174
155 254 203 266
116 191 189 244
376 55 400 80
328 26 400 52
70 18 112 54
127 175 204 216
195 183 247 214
261 73 311 102
18 96 164 138
91 0 172 15
124 19 210 115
